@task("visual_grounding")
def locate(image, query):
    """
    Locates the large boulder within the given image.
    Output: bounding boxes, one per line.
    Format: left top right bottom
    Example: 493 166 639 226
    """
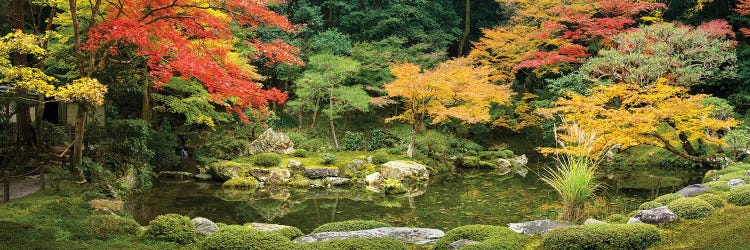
728 179 746 188
293 227 445 245
677 184 711 197
209 161 250 181
248 128 295 155
380 161 429 181
508 220 571 235
192 217 218 235
303 168 340 179
631 206 678 225
250 168 291 184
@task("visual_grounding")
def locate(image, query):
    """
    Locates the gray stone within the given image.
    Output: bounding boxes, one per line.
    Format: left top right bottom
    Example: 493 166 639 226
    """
632 206 678 225
366 172 383 186
250 168 291 184
325 177 352 186
192 217 218 235
729 179 746 188
508 220 572 235
627 218 642 224
515 167 529 177
513 154 528 166
293 227 445 245
247 223 292 232
303 168 340 179
309 179 325 189
287 159 304 172
381 161 429 181
248 128 295 155
449 239 478 250
352 159 364 168
194 173 213 181
677 184 712 197
584 218 606 225
746 170 750 178
496 159 512 175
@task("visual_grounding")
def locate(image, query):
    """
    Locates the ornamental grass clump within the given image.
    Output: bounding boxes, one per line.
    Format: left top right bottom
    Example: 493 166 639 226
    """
540 121 608 223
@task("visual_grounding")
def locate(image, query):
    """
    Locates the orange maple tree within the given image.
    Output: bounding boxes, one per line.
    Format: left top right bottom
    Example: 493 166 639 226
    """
738 0 750 37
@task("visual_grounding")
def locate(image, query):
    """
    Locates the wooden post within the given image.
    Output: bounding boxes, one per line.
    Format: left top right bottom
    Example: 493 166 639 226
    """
4 171 10 202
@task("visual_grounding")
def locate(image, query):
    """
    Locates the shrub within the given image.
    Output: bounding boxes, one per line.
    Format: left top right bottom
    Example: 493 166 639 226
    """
697 193 726 208
654 193 682 205
638 201 662 210
704 180 731 192
299 139 327 152
341 131 366 151
304 237 407 250
727 185 750 206
143 214 196 244
542 223 662 250
668 197 715 219
368 129 396 151
222 177 260 189
200 225 296 250
605 214 629 224
311 220 391 233
433 225 526 250
149 123 180 169
371 151 392 164
82 215 141 240
319 153 337 165
286 132 308 146
293 149 309 158
253 153 282 167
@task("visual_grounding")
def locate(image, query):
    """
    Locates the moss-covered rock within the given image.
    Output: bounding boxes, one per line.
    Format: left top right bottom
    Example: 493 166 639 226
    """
727 185 750 206
311 220 391 233
222 177 260 189
301 237 407 250
143 214 196 244
542 224 661 250
654 193 682 205
82 214 141 240
697 193 725 208
433 225 525 250
668 197 715 219
246 223 304 240
200 225 296 250
638 201 662 210
210 161 251 181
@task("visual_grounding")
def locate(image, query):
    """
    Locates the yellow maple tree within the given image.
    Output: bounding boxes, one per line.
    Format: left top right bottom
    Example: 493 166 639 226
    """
385 58 513 157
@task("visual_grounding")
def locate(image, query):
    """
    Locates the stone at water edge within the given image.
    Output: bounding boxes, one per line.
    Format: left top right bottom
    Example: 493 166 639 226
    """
366 172 383 186
194 173 213 181
584 218 606 224
287 159 304 172
380 161 430 181
325 177 352 186
247 128 295 155
247 222 293 232
449 239 478 250
631 206 678 225
192 217 218 235
303 168 340 179
728 179 746 188
496 159 512 175
677 184 712 197
292 227 445 245
507 220 572 235
250 168 291 184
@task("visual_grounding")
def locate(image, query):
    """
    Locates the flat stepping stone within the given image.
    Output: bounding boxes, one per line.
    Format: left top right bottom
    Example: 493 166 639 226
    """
293 227 444 245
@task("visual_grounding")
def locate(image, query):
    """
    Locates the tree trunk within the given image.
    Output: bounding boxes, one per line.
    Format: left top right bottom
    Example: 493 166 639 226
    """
457 0 471 56
68 0 86 76
13 0 35 154
141 81 154 123
678 131 699 156
329 89 339 151
34 96 45 147
407 123 417 158
72 104 90 183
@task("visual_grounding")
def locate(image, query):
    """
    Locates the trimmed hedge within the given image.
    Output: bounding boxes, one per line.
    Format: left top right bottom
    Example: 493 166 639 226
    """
434 225 526 250
302 237 407 250
253 153 282 167
697 193 725 208
654 193 682 205
143 214 196 244
82 215 141 240
668 197 715 219
200 225 296 250
542 223 661 250
727 185 750 206
311 220 390 233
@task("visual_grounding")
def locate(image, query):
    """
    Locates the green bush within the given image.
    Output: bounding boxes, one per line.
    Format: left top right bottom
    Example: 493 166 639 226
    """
149 122 180 169
253 153 282 167
320 153 337 165
311 220 391 233
222 177 260 189
605 214 629 224
654 193 682 205
194 132 249 160
368 129 397 151
143 214 196 244
638 201 662 210
704 180 731 192
82 215 141 240
728 185 750 206
200 225 296 250
286 132 308 146
371 151 392 164
433 225 525 250
697 193 726 208
668 197 715 219
303 237 407 250
498 149 514 158
293 149 309 158
341 131 366 151
477 150 514 160
299 139 327 152
542 224 662 250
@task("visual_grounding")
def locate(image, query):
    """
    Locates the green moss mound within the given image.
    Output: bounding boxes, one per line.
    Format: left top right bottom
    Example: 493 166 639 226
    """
200 225 296 250
311 220 391 233
302 237 407 250
82 215 141 240
668 197 715 219
433 225 526 250
638 201 662 210
209 160 250 181
247 225 303 240
727 185 750 206
703 181 731 192
253 153 282 167
605 214 628 224
653 206 750 249
697 193 725 208
654 193 682 205
542 223 661 250
371 151 392 164
143 214 196 244
0 220 57 249
293 149 309 158
222 177 260 189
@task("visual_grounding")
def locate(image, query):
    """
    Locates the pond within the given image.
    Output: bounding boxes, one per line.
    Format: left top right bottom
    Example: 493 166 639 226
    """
126 169 650 232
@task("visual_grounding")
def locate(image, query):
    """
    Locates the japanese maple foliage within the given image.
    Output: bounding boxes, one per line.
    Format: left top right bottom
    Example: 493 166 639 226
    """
738 0 750 37
84 0 302 122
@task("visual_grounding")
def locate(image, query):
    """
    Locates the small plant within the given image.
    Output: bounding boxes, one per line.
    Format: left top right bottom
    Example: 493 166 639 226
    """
222 177 259 189
382 178 406 194
320 153 337 164
668 197 715 219
727 185 750 206
143 214 196 244
293 149 309 158
253 153 282 167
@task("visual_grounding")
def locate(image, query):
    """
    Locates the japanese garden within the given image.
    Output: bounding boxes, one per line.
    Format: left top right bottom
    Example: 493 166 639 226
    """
2 0 750 249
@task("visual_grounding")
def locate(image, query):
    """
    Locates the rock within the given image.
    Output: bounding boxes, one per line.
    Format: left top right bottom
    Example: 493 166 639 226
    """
366 156 373 164
247 222 292 232
380 161 429 181
746 170 750 178
729 178 746 188
632 206 678 225
303 168 339 179
88 199 124 214
194 173 213 181
248 128 295 155
366 172 383 186
287 159 304 172
309 179 325 189
449 239 478 250
508 220 572 235
627 218 642 224
584 218 606 225
515 167 529 177
352 159 364 168
496 159 512 175
293 227 445 245
513 154 528 166
325 177 351 186
210 161 251 181
192 217 218 235
250 168 291 184
677 184 711 197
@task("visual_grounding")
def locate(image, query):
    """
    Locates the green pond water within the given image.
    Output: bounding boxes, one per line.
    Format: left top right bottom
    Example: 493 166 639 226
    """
126 170 651 232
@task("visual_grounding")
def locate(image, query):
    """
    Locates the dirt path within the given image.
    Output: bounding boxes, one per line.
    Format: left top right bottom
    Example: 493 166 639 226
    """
0 175 42 203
